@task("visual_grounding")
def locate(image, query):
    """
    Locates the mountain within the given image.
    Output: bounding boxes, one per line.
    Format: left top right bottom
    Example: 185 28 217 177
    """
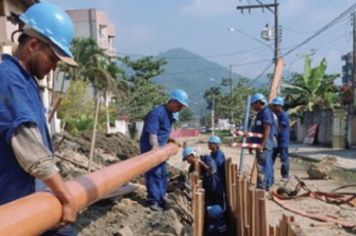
153 48 247 116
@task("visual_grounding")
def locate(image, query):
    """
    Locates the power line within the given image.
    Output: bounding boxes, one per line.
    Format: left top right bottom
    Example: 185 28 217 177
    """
248 62 274 87
282 16 350 54
288 0 329 30
282 3 356 57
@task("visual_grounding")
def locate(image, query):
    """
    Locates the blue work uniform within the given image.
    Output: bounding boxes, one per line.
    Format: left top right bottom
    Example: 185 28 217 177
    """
205 217 228 236
140 105 175 207
0 54 75 236
210 149 226 207
272 110 290 179
251 106 275 190
200 155 225 208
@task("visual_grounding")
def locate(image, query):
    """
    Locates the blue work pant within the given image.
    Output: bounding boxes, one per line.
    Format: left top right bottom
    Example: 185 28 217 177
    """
256 149 273 190
41 225 76 236
145 162 168 206
272 147 289 179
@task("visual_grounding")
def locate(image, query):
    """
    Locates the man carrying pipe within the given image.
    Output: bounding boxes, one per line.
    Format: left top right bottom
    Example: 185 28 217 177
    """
271 96 290 184
207 135 227 207
249 93 275 191
0 2 78 236
182 147 226 208
140 89 188 211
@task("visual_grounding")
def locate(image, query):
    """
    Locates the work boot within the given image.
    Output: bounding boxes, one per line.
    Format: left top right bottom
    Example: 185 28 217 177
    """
149 203 162 212
159 199 170 211
280 177 289 187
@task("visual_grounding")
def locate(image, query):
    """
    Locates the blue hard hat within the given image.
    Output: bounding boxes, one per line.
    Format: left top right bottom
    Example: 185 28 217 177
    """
206 205 224 218
173 112 180 121
170 89 189 107
182 147 194 161
208 135 221 145
271 96 284 106
251 93 267 105
19 3 77 66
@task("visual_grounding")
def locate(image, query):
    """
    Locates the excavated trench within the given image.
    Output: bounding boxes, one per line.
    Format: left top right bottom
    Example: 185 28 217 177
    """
53 132 193 236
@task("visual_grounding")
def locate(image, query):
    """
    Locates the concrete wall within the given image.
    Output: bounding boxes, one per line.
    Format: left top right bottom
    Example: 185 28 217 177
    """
297 110 333 145
296 110 347 148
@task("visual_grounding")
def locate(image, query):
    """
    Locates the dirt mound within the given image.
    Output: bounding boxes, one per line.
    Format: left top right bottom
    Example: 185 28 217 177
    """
75 183 192 236
307 156 337 180
54 131 139 162
53 132 192 235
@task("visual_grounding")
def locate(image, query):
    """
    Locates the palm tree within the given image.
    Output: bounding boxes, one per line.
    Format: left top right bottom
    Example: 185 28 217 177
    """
283 56 339 116
58 37 128 133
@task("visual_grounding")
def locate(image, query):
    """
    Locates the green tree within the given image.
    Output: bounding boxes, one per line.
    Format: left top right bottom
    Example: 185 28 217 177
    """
58 80 95 135
179 108 194 122
116 56 168 120
283 56 339 116
58 38 128 133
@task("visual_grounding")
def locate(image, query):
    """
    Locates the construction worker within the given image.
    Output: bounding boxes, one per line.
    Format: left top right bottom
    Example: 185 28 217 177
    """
250 93 275 190
207 135 226 207
140 89 188 211
182 147 225 208
205 205 228 236
271 96 290 182
0 2 78 236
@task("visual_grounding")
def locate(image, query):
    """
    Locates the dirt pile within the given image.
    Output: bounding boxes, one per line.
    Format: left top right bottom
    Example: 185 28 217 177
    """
307 156 337 180
53 131 192 236
54 131 139 161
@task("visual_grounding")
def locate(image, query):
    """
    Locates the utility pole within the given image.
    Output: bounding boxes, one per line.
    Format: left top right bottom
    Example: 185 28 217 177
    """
237 0 280 67
349 11 356 147
353 12 356 107
229 64 234 124
211 94 215 135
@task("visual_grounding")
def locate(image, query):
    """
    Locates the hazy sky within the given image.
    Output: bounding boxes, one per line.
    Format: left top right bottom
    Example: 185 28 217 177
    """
46 0 355 80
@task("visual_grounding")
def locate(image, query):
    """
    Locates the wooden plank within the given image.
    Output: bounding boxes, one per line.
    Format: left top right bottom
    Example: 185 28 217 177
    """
280 214 289 236
237 176 244 236
250 159 257 185
245 225 250 236
225 158 232 215
254 190 265 236
242 177 248 232
248 188 256 236
195 190 205 236
231 163 237 211
259 198 269 236
269 225 276 236
276 225 280 236
194 159 201 176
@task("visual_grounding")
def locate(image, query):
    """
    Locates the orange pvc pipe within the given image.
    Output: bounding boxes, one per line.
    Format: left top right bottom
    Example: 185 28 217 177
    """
0 143 178 236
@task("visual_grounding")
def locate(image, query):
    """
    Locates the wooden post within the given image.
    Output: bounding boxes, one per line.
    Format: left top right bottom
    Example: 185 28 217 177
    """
237 176 244 236
280 214 289 236
269 225 276 236
194 159 201 176
254 190 265 236
48 96 63 122
231 163 237 212
88 94 101 173
248 187 256 236
195 189 205 236
259 198 268 236
276 225 281 236
242 177 248 232
245 225 250 236
225 158 232 213
250 159 257 185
